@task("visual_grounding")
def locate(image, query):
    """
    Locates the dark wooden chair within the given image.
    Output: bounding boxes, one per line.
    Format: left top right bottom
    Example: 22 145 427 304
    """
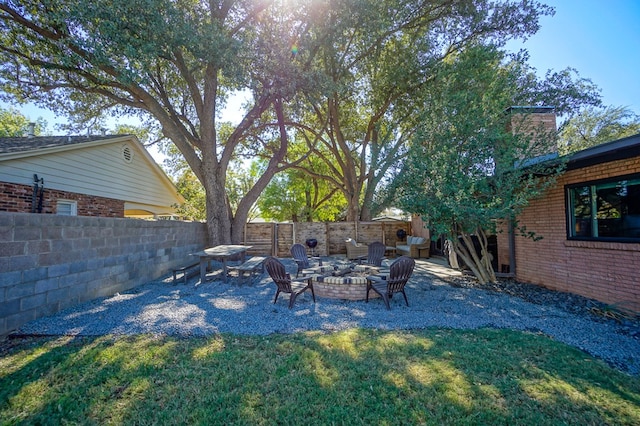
264 256 316 309
366 256 415 310
358 241 386 266
290 243 313 277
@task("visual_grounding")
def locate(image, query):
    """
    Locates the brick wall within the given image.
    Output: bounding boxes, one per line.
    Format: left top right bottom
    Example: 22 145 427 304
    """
0 212 208 335
509 156 640 312
0 182 124 217
313 281 380 300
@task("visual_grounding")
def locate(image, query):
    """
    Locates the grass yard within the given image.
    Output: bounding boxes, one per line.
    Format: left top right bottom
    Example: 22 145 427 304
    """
1 328 638 425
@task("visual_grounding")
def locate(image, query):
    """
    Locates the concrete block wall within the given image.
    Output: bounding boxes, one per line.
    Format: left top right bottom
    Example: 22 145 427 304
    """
511 156 640 312
0 212 207 335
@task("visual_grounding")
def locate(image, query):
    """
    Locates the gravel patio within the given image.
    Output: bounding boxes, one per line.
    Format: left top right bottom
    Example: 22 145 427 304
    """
12 257 640 376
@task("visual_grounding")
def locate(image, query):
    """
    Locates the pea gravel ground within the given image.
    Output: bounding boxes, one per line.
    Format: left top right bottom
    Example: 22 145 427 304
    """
12 257 640 376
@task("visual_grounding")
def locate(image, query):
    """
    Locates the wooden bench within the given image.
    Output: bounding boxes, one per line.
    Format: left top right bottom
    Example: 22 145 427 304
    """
227 256 267 282
172 262 200 285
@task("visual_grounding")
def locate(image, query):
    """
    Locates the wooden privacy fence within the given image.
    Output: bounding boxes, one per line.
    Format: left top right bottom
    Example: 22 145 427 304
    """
243 221 412 257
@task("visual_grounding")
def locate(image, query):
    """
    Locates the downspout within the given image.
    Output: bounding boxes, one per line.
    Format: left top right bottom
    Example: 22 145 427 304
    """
31 174 44 213
509 218 516 276
496 217 516 278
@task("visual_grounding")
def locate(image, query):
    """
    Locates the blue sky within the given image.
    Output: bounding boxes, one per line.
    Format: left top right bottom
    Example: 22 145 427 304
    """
505 0 640 114
7 0 640 128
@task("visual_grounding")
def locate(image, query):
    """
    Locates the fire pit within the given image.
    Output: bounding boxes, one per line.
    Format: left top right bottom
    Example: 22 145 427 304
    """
302 263 388 300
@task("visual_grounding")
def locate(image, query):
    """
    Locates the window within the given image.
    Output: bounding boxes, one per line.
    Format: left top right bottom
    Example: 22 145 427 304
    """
566 174 640 241
56 200 77 216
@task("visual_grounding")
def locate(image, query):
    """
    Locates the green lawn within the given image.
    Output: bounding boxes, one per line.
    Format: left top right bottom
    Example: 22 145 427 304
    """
1 328 638 425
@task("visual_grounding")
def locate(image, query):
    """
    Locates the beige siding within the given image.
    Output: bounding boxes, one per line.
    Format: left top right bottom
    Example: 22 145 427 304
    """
0 140 181 210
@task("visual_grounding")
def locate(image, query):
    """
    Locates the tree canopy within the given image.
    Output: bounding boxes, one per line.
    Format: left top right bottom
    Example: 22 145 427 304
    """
0 0 596 244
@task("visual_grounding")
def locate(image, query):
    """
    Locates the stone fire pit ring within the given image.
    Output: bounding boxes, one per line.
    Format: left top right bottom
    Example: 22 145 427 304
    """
302 264 389 300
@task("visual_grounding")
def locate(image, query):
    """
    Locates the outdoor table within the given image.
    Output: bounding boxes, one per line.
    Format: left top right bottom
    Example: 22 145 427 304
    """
191 245 253 284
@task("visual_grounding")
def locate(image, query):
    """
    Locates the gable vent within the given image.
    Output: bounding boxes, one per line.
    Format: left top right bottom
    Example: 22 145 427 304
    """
121 144 134 163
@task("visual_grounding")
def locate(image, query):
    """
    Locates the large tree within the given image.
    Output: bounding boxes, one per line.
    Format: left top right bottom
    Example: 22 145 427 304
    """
285 0 556 221
0 0 315 244
394 44 600 283
0 0 571 242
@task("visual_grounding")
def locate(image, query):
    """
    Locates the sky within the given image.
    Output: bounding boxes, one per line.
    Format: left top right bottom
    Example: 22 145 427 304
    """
505 0 640 114
6 0 640 137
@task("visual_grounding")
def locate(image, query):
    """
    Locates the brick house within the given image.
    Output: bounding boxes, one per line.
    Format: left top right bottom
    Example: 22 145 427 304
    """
497 133 640 313
0 134 184 218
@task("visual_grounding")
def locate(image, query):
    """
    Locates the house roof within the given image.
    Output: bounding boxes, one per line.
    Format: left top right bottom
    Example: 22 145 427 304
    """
0 135 126 155
524 132 640 174
566 132 640 170
372 215 405 221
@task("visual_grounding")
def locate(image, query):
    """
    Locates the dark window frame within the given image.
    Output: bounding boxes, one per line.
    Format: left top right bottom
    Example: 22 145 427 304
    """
565 172 640 243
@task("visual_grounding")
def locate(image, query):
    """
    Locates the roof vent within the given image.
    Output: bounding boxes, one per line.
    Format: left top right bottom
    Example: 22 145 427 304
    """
122 144 134 163
27 122 35 138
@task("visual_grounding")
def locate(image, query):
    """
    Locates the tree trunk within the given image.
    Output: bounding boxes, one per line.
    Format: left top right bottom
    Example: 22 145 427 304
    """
205 174 232 246
345 193 360 221
450 226 497 284
359 192 373 221
304 187 313 221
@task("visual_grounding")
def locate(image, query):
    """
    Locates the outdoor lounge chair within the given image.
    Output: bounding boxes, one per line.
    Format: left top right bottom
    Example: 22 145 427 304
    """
345 238 369 260
290 243 316 277
396 235 430 258
366 256 415 310
358 241 386 266
264 256 316 309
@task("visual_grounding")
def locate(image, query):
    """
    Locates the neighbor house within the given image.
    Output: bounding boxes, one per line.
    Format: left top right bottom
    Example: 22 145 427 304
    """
0 134 184 218
497 133 640 313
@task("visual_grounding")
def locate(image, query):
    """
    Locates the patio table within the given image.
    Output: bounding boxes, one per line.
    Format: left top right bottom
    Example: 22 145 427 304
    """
191 245 253 284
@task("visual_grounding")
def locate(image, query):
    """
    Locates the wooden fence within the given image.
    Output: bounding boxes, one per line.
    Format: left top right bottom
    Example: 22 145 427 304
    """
242 221 413 257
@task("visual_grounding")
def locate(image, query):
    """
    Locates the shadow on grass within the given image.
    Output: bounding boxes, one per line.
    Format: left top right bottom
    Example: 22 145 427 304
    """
1 328 639 425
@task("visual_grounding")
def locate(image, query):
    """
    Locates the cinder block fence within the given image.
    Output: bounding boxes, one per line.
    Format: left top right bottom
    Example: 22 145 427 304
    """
0 212 207 335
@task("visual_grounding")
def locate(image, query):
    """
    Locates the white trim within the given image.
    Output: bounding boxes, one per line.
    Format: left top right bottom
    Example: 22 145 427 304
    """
56 199 77 216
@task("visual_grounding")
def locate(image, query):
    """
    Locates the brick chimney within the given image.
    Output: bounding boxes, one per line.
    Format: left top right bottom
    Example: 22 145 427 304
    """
506 106 557 159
